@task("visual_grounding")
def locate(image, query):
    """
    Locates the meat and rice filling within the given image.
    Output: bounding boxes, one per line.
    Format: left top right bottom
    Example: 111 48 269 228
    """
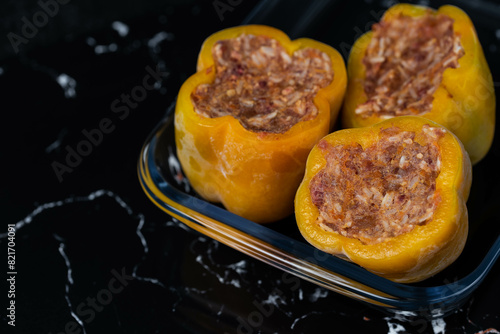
355 12 464 117
309 125 445 245
191 34 334 133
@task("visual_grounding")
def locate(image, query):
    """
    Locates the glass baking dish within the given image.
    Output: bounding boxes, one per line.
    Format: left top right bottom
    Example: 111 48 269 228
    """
138 0 500 319
138 102 500 319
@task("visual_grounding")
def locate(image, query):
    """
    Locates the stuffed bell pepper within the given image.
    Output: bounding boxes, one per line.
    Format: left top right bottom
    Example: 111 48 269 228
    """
342 4 495 164
295 116 472 283
175 25 347 223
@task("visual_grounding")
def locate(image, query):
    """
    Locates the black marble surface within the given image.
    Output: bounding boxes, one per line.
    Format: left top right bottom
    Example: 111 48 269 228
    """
1 0 500 333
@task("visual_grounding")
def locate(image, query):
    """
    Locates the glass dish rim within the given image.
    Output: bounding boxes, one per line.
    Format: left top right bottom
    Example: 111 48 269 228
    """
138 105 500 319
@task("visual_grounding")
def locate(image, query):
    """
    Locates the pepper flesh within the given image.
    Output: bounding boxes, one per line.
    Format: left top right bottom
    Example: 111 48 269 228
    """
295 116 472 283
175 25 347 223
342 4 495 165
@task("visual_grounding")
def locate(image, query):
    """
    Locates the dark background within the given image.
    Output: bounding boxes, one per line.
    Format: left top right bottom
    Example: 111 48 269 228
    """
1 0 499 333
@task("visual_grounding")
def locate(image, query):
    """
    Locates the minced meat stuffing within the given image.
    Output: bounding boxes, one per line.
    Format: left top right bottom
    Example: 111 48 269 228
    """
309 125 445 245
355 12 464 117
191 34 334 133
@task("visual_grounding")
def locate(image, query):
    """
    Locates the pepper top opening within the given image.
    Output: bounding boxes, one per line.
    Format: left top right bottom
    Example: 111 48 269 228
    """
356 12 464 118
309 125 445 244
191 34 334 133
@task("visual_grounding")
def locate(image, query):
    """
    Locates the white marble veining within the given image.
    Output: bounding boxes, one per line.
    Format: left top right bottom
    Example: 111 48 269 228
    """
2 187 495 333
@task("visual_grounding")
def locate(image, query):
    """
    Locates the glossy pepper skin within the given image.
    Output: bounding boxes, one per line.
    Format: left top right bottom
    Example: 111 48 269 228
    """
174 25 347 223
295 116 472 283
342 4 495 165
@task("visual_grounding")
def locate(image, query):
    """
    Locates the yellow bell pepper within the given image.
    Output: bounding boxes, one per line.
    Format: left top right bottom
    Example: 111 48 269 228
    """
174 25 347 223
342 4 495 164
295 116 472 283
